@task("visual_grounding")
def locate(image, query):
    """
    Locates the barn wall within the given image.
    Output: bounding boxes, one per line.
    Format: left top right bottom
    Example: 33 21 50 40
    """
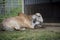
24 0 60 23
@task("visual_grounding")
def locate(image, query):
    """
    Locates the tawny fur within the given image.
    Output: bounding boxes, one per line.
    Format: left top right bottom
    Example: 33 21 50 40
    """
2 13 34 31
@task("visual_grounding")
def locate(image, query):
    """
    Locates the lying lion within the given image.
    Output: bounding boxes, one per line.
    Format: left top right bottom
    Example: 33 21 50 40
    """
2 13 43 31
2 13 34 31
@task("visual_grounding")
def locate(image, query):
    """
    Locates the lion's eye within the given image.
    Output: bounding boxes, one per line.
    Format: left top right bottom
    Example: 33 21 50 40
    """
38 16 40 17
33 19 36 23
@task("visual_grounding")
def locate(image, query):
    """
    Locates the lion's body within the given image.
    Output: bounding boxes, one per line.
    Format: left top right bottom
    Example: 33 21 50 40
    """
2 13 34 31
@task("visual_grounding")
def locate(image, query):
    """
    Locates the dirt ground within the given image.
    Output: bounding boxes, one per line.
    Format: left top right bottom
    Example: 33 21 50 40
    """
40 27 60 32
38 23 60 32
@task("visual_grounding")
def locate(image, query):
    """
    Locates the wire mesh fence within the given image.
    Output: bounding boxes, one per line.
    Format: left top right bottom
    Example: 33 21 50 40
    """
0 0 22 22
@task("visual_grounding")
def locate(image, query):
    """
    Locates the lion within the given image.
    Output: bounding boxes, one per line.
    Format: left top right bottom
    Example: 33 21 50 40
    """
2 13 34 31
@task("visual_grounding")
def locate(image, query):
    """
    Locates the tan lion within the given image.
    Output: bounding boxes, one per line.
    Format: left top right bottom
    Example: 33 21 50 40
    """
2 13 34 31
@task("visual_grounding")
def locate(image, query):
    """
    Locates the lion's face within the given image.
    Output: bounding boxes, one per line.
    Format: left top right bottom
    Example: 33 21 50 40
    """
32 13 43 28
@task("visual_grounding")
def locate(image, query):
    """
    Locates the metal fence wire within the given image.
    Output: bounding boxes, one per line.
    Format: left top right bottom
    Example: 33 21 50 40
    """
0 0 22 22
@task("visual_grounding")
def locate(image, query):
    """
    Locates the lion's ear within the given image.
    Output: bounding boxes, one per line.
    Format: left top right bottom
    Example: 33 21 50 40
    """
18 12 23 16
18 12 25 16
18 13 20 16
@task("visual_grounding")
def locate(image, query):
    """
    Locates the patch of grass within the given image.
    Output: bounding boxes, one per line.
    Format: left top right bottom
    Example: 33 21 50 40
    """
0 29 60 40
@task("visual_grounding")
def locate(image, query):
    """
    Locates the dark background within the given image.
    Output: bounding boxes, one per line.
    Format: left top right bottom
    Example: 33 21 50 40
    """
24 0 60 23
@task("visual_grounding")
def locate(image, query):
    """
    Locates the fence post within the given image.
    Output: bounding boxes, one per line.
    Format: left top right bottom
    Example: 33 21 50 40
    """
22 0 24 13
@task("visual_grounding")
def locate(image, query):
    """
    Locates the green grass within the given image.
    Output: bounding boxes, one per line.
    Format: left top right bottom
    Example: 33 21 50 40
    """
0 29 60 40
